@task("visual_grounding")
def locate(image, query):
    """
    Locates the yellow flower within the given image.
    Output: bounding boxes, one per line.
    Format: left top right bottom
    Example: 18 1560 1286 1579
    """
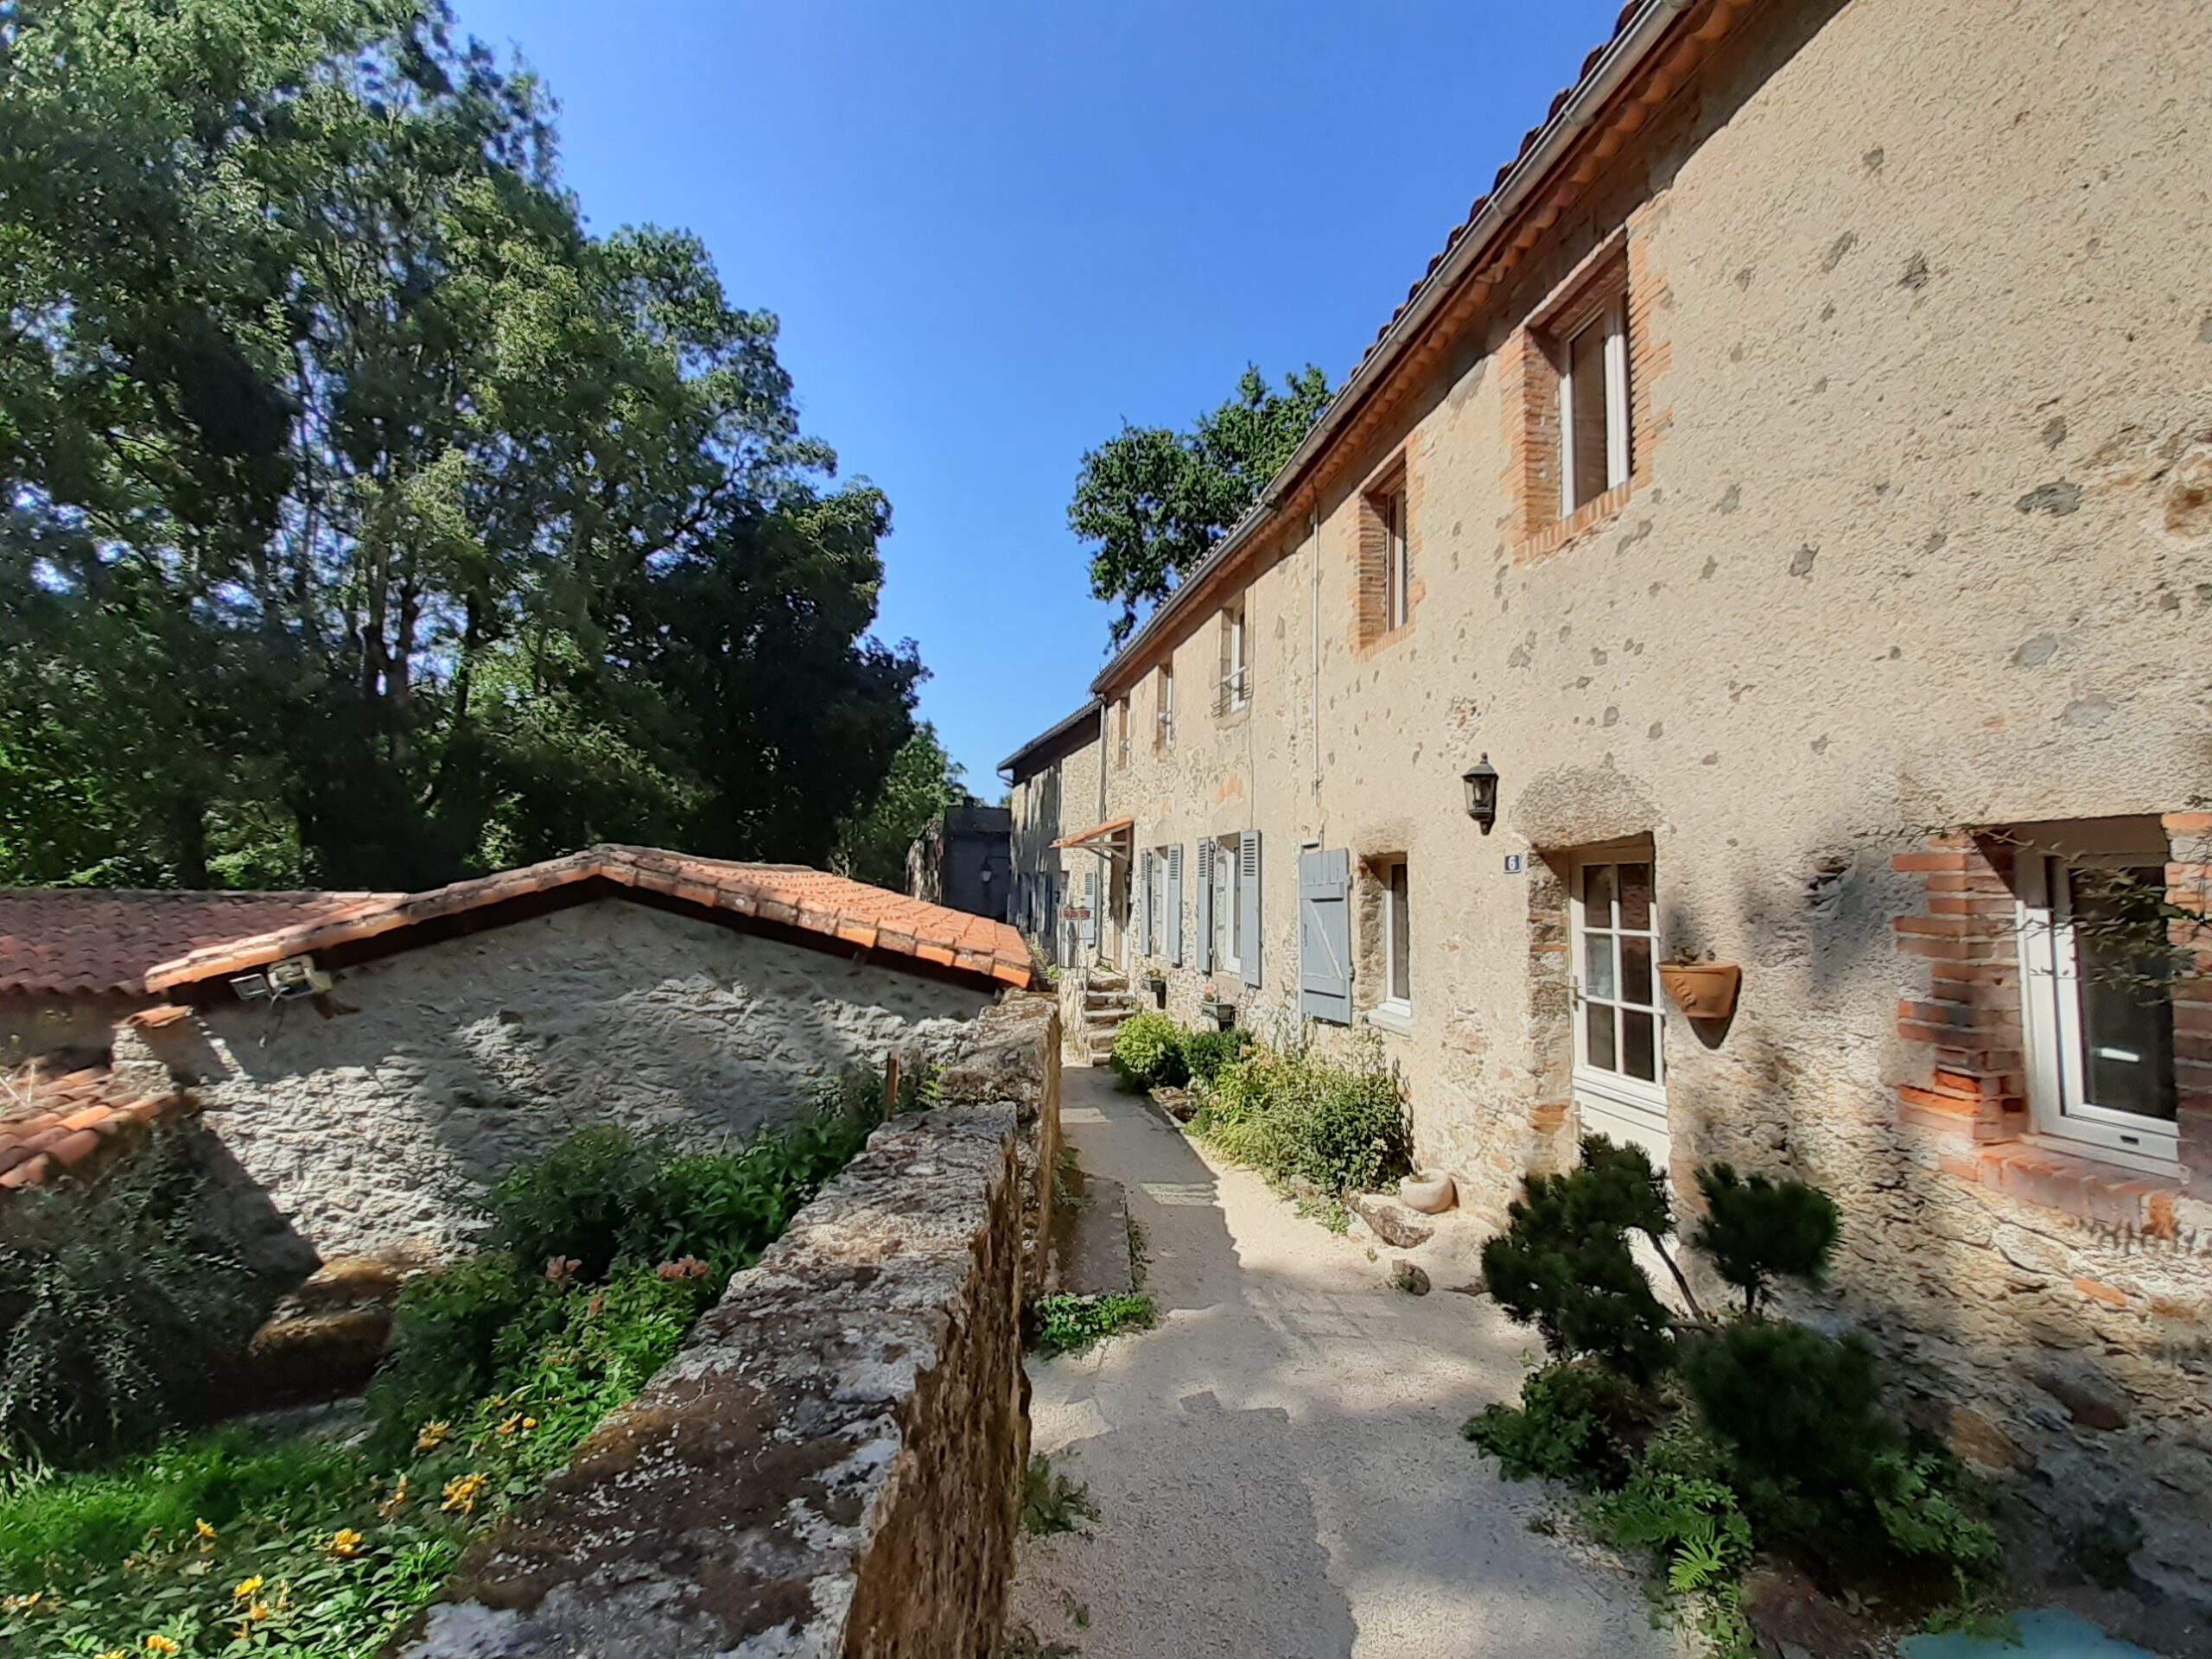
521 1416 538 1430
146 1639 181 1656
495 1412 523 1437
193 1518 218 1545
247 1602 271 1621
416 1419 450 1452
232 1575 264 1599
2 1591 47 1612
441 1471 488 1515
379 1473 410 1517
95 1650 127 1659
327 1528 365 1557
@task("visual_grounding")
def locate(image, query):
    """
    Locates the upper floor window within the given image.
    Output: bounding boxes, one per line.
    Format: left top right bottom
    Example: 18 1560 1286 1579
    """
1357 461 1413 645
2018 829 2180 1167
1559 294 1630 517
1114 696 1130 768
1155 664 1175 750
1217 601 1249 713
1383 491 1410 631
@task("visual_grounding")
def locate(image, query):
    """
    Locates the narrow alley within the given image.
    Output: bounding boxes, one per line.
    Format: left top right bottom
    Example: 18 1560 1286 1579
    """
1007 1063 1682 1659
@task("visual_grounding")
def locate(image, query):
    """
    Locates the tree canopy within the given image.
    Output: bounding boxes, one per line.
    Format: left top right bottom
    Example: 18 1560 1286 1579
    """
829 721 973 891
1067 365 1330 650
0 0 924 890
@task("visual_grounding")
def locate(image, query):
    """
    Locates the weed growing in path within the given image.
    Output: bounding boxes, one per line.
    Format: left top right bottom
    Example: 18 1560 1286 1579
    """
1020 1453 1100 1538
1027 1294 1155 1359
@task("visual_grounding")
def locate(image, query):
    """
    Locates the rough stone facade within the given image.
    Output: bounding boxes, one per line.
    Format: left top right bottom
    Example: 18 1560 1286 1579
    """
1006 0 2212 1609
405 1004 1055 1658
938 992 1062 1284
181 899 990 1262
1003 706 1104 968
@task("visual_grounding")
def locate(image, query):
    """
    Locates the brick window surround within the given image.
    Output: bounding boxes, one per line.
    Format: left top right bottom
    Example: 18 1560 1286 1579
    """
1891 814 2209 1236
1354 456 1418 652
1500 222 1668 564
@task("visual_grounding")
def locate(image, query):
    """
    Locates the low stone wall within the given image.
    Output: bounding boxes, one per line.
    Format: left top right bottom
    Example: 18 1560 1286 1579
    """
403 995 1058 1658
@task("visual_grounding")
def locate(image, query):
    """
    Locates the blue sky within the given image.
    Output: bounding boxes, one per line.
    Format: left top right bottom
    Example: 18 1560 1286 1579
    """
448 1 1625 790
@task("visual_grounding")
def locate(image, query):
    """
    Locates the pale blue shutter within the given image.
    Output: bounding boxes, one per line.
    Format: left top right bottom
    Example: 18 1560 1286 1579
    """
1196 840 1215 973
1138 849 1154 956
1238 830 1263 988
1167 844 1185 965
1299 847 1352 1023
1080 871 1097 953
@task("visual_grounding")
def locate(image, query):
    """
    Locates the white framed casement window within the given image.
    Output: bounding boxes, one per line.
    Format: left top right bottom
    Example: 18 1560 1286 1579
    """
1569 854 1668 1160
2016 831 2181 1171
1211 832 1241 972
1147 846 1169 956
1218 602 1249 712
1115 696 1130 768
1382 857 1412 1016
1559 296 1630 518
1383 487 1411 631
1156 664 1175 750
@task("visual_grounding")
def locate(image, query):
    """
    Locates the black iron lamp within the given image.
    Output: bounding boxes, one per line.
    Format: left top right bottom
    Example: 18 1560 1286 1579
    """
1462 753 1499 833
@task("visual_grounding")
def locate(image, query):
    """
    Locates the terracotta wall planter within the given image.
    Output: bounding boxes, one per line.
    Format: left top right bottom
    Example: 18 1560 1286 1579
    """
1658 961 1740 1020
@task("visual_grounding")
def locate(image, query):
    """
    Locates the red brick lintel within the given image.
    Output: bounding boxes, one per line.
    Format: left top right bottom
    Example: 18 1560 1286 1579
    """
1936 1139 2181 1239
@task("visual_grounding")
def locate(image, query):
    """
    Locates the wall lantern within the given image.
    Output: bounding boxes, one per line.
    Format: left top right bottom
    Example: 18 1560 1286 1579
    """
1462 754 1500 833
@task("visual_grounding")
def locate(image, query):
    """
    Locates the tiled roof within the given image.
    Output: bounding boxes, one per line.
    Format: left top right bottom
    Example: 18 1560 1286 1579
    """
0 889 401 997
0 1052 187 1192
144 846 1041 993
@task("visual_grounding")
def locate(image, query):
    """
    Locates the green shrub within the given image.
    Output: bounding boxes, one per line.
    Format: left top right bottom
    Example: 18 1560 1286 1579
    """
1027 1292 1155 1358
1020 1452 1100 1536
1188 1041 1412 1196
1478 1135 1676 1382
1586 1417 1757 1654
0 1133 266 1461
1461 1358 1641 1488
1180 1027 1248 1084
1677 1317 1896 1521
487 1122 666 1279
365 1252 551 1453
1111 1011 1187 1089
1691 1164 1840 1317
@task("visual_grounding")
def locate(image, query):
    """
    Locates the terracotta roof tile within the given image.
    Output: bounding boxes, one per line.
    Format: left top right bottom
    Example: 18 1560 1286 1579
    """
0 1058 190 1195
141 846 1041 994
0 890 400 997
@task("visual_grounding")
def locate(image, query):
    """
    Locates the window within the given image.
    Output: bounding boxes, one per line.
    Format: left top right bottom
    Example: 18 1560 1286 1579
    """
1114 696 1130 768
2018 836 2180 1167
1155 664 1175 750
1383 489 1410 631
1559 296 1630 517
1211 832 1242 971
1217 601 1249 713
1147 847 1168 955
1570 855 1668 1160
1382 858 1412 1011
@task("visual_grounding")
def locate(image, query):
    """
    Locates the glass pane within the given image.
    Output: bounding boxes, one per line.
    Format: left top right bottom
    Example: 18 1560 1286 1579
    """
1583 862 1616 920
1569 319 1611 509
1586 1001 1616 1071
1623 1009 1656 1081
1621 935 1653 1006
1618 862 1653 931
1389 863 1412 1001
2069 865 2178 1122
1585 932 1616 1000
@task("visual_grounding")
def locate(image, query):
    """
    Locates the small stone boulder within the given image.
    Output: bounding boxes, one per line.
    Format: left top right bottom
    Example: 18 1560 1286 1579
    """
238 1249 425 1399
1350 1191 1435 1249
1390 1262 1431 1296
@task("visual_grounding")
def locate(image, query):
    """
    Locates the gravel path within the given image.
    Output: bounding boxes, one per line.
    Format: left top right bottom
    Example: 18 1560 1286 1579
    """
1007 1063 1685 1659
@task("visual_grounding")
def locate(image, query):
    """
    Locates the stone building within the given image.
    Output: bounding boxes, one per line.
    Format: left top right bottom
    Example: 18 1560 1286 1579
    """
0 846 1039 1264
1001 701 1104 967
1007 0 2212 1608
906 802 1015 920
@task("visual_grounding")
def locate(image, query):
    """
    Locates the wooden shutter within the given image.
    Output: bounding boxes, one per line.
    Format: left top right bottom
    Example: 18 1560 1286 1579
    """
1167 843 1185 965
1299 846 1352 1023
1239 831 1262 988
1196 840 1215 972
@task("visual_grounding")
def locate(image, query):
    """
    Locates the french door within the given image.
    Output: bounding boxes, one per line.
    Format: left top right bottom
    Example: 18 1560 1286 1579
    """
1569 855 1669 1161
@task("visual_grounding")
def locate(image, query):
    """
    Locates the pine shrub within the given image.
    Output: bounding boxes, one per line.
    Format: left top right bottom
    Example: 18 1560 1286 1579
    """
1691 1164 1840 1316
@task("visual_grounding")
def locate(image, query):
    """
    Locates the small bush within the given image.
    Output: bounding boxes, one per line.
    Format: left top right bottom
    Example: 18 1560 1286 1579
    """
1461 1358 1642 1488
1027 1292 1155 1358
487 1123 664 1280
0 1133 265 1460
1677 1317 1895 1519
1692 1164 1840 1317
1111 1011 1187 1090
1020 1452 1100 1536
1180 1027 1248 1084
1478 1135 1676 1382
365 1252 551 1453
1586 1417 1757 1654
1188 1040 1412 1197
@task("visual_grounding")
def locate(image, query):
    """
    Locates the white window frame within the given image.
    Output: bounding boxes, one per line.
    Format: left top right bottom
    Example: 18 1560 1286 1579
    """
1559 296 1630 519
1568 854 1668 1160
1147 846 1168 956
1219 602 1249 712
2016 833 2182 1173
1383 488 1410 631
1213 831 1242 974
1156 664 1175 750
1115 696 1129 768
1380 857 1412 1017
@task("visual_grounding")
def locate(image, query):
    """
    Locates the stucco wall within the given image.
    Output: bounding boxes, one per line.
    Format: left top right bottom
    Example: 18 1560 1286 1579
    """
188 899 991 1262
1020 0 2211 1607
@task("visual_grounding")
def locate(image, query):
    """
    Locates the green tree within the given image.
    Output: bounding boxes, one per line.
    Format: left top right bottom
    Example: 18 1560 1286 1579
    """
0 0 921 889
1068 364 1330 648
830 721 974 890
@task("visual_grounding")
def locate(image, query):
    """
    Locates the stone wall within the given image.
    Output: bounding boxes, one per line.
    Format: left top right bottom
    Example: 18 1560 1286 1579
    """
404 1005 1056 1657
181 899 991 1262
938 992 1061 1284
